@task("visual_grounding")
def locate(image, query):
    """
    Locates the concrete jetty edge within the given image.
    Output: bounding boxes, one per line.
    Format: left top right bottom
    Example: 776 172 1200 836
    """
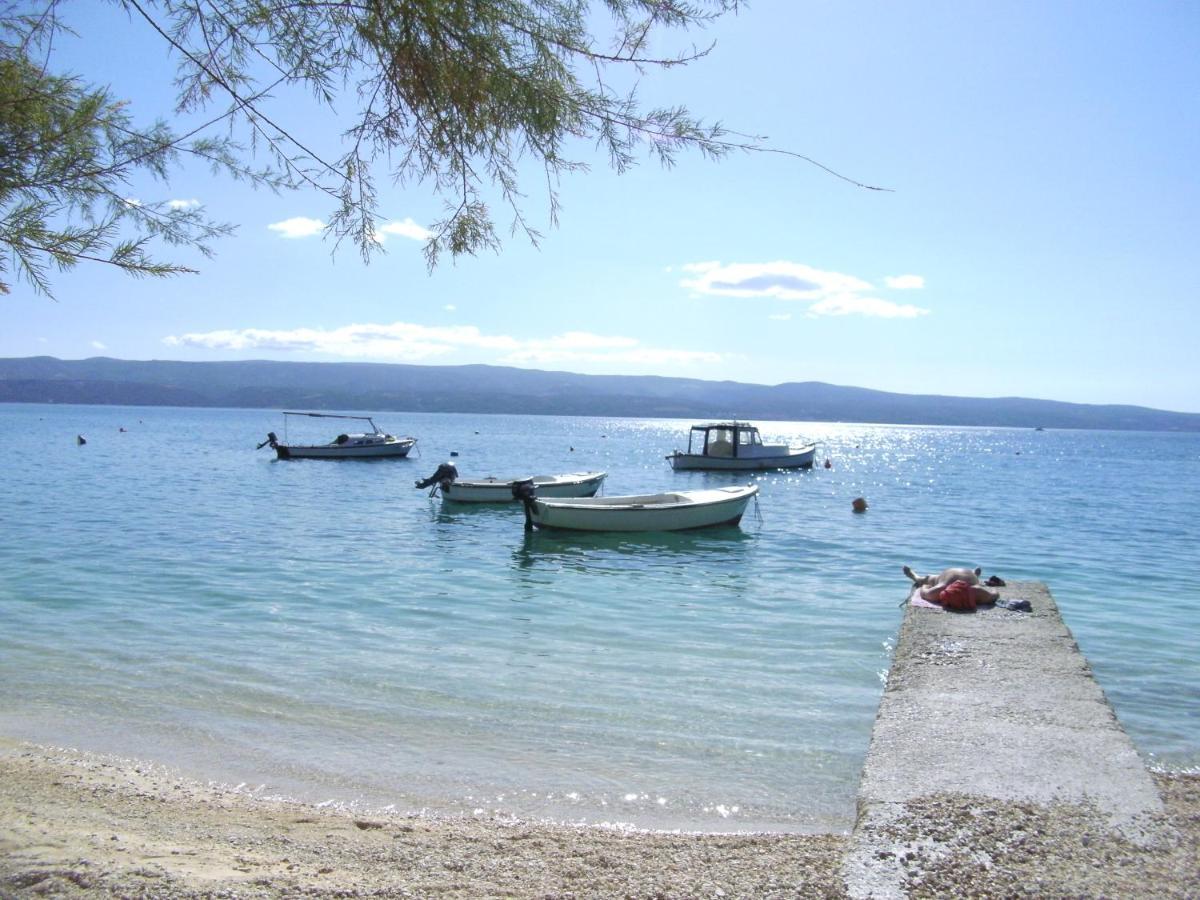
842 581 1166 898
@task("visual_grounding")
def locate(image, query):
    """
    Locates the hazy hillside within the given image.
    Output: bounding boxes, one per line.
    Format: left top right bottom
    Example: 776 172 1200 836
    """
1 356 1197 431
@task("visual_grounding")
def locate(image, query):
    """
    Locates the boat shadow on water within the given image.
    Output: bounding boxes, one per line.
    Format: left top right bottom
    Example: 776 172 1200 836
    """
427 502 523 527
510 525 756 570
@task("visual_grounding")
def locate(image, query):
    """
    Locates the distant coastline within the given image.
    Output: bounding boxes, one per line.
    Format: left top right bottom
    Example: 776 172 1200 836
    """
2 355 1198 432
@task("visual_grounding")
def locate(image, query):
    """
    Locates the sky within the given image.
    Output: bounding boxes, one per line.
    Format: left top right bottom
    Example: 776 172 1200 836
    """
5 1 1199 413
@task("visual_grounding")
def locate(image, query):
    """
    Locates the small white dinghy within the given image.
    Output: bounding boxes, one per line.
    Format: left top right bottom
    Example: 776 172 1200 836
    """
516 484 759 532
415 463 606 503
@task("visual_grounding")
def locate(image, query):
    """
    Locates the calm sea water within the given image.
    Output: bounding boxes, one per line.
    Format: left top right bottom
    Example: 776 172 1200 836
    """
1 404 1197 832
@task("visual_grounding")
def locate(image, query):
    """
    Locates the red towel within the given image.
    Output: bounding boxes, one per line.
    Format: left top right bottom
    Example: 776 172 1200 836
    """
939 579 976 611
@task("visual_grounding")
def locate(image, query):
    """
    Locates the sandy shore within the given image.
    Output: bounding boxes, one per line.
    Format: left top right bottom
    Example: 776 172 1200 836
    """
1 740 1196 898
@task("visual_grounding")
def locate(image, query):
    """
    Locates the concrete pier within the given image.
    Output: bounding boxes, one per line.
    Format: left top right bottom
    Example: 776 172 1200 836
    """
842 581 1164 898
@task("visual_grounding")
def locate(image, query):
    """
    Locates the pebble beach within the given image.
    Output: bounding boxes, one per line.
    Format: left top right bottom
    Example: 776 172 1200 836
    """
2 740 1197 898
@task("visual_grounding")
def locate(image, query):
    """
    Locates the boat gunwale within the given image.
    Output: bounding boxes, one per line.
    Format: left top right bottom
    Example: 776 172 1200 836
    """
452 471 606 489
668 442 818 461
280 435 416 452
533 485 757 513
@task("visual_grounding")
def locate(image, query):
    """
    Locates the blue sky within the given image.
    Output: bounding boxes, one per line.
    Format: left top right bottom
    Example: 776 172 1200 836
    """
6 1 1199 413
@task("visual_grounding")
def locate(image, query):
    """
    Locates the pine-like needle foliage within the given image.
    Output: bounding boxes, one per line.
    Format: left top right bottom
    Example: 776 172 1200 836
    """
2 1 879 297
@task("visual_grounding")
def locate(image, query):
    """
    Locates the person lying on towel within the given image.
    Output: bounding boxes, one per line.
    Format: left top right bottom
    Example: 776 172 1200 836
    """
903 565 1000 610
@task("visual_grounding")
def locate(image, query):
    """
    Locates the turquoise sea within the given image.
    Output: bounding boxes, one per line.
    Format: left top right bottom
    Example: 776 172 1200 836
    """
1 403 1197 832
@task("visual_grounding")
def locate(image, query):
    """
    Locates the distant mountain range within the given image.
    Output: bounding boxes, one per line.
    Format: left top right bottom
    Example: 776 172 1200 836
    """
1 356 1197 431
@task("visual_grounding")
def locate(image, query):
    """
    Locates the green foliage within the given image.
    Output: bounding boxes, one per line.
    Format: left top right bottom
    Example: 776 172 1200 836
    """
2 1 882 297
0 5 257 296
130 0 754 267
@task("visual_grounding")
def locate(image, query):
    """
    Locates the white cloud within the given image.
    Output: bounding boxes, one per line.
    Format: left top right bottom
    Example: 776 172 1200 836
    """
376 218 432 242
91 341 107 350
163 322 722 368
165 322 516 360
501 342 720 368
680 260 930 318
768 313 793 321
168 198 201 211
884 274 925 290
444 304 457 312
123 197 141 207
498 331 717 367
268 217 325 239
807 295 929 319
681 261 872 301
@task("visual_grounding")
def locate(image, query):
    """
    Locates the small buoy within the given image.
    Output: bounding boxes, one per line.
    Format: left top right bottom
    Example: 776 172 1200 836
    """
823 458 832 469
119 427 126 432
569 446 575 452
76 435 87 445
852 497 868 513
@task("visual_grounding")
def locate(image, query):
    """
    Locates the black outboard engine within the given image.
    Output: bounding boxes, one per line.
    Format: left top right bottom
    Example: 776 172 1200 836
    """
256 431 279 450
415 461 459 493
511 478 537 531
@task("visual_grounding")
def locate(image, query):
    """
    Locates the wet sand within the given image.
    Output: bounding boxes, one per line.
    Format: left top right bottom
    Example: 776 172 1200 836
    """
1 740 1197 898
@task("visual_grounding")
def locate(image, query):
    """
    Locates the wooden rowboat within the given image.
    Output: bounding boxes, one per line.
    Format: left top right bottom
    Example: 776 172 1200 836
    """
519 484 758 532
440 471 606 503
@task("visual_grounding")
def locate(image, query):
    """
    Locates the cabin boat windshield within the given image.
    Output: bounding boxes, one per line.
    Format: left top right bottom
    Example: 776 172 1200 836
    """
706 427 733 457
738 429 762 450
689 423 763 458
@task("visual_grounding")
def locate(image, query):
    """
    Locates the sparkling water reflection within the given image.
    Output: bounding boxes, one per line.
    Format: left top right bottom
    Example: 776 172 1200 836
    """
0 405 1197 832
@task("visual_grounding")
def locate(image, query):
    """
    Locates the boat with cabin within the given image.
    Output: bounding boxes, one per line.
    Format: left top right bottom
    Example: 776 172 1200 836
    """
666 422 816 471
258 412 417 459
515 484 759 532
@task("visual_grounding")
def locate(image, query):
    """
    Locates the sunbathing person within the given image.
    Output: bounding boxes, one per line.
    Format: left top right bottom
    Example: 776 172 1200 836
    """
903 565 999 606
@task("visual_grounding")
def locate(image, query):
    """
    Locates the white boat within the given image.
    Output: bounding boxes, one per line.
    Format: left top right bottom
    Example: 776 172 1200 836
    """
518 484 759 532
438 471 607 503
258 412 416 460
666 422 816 471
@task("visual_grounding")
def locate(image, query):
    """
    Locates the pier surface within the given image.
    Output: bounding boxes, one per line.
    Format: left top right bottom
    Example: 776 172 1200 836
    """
843 581 1165 898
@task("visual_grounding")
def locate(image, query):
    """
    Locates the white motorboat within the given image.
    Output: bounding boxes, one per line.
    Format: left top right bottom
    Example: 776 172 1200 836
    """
517 484 759 532
258 412 416 459
666 422 816 471
414 464 607 502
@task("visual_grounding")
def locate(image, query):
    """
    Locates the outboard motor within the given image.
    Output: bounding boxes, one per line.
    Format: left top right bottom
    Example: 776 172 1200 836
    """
511 478 537 531
415 462 459 493
256 431 279 450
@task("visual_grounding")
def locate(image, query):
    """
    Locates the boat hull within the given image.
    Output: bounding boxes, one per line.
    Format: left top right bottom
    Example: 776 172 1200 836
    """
441 472 606 503
529 485 757 532
275 438 416 459
667 444 816 471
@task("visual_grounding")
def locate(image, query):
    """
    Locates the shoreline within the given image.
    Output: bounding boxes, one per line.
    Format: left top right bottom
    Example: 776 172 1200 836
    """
3 740 1198 898
0 726 853 836
0 740 847 898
